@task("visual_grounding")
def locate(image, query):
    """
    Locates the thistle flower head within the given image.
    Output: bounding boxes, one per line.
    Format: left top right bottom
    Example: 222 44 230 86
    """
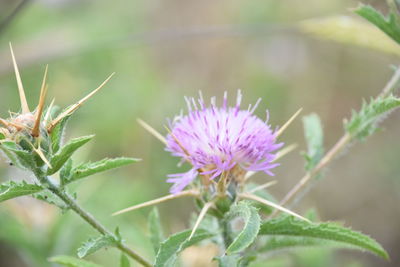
166 91 283 194
0 44 113 168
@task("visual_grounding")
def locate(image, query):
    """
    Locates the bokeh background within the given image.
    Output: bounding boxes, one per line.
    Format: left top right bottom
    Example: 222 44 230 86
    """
0 0 399 266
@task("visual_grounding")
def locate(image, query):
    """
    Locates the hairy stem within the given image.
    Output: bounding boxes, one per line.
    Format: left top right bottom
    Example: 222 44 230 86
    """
38 174 152 267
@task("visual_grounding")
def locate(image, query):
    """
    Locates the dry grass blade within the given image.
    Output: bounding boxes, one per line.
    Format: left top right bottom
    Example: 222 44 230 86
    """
275 108 303 138
9 43 29 113
48 73 114 132
137 118 166 144
189 201 214 240
238 192 309 222
112 190 199 216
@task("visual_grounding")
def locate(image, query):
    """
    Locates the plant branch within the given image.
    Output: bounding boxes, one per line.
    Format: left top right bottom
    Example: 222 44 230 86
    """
269 67 400 219
38 175 152 267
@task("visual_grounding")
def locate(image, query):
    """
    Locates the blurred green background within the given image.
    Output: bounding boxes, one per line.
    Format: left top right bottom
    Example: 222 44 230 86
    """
0 0 399 266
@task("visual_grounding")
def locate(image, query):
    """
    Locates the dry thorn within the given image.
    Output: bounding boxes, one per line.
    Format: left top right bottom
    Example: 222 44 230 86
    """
273 143 298 162
33 146 52 168
275 108 303 138
247 180 277 193
164 125 191 158
245 143 297 181
48 73 115 132
0 118 9 127
112 190 199 216
32 65 48 137
238 192 310 222
189 201 214 240
9 43 30 114
137 118 167 144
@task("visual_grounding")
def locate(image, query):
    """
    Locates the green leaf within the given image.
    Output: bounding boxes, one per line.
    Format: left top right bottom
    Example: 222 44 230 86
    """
214 255 241 267
344 95 400 140
154 229 214 267
148 207 165 254
47 135 94 175
33 190 69 211
60 159 73 186
215 255 256 267
302 113 324 171
224 201 260 254
67 157 140 183
50 115 71 153
1 141 35 169
259 215 389 259
0 141 25 169
355 4 400 45
49 255 103 267
259 236 354 253
77 235 116 258
120 254 130 267
0 181 43 202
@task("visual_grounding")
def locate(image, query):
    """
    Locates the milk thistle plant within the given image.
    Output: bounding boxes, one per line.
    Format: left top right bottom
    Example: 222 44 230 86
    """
1 2 400 267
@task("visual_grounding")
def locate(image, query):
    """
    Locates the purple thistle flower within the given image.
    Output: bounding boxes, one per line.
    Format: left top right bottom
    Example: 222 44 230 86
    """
166 91 283 194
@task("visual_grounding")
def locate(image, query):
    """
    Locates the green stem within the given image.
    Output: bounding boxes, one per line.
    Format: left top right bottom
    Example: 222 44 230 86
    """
38 174 152 267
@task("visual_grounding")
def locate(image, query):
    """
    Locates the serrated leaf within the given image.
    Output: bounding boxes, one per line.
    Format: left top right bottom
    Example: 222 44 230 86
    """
34 190 69 211
67 157 140 183
0 181 43 202
154 229 214 267
259 215 389 259
49 255 103 267
50 115 71 153
0 141 24 168
148 207 165 254
77 235 116 258
120 254 130 267
302 113 324 171
1 141 35 169
47 135 94 175
355 4 400 45
224 201 260 254
344 95 400 140
300 16 400 56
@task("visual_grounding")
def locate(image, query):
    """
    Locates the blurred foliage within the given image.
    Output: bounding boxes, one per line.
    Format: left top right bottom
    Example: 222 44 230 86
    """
0 0 400 266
